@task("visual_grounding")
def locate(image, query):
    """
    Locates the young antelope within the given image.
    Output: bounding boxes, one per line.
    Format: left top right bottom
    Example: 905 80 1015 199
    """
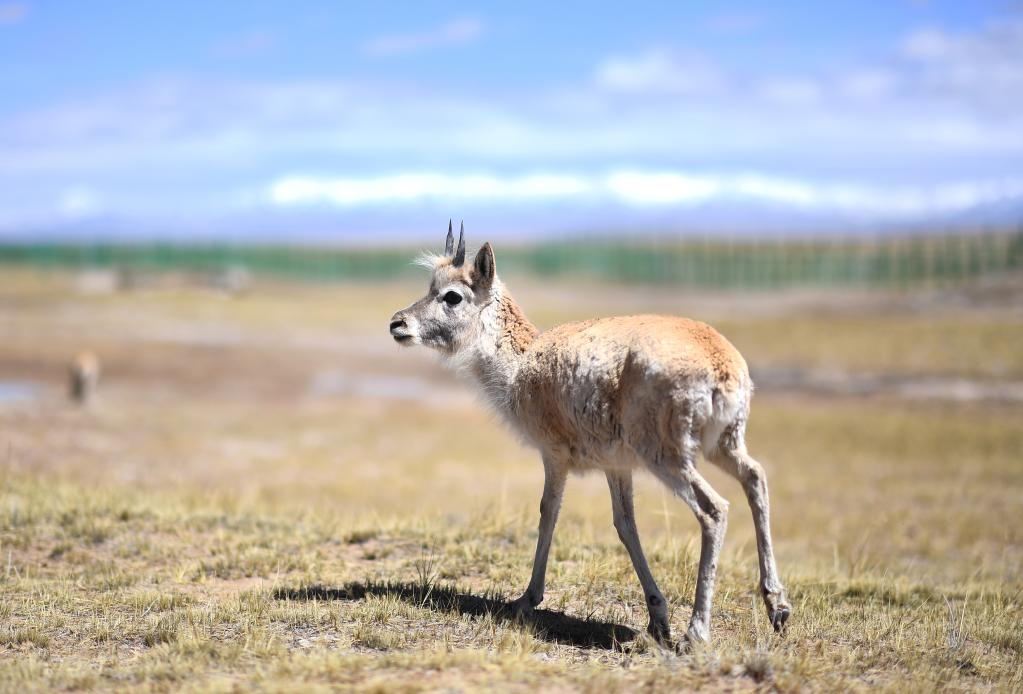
389 223 790 645
69 351 100 405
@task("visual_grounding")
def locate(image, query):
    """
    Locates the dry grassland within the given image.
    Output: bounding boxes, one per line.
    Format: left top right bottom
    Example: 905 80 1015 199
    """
1 269 1021 692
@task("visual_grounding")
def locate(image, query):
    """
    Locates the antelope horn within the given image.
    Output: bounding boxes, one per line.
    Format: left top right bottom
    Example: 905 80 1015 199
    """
444 219 454 256
453 221 466 266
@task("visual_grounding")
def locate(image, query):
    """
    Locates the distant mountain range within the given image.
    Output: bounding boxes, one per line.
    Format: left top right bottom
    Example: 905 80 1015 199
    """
3 194 1021 244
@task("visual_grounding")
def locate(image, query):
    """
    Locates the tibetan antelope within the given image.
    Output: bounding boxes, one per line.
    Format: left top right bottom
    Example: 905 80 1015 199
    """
69 351 100 405
389 223 790 646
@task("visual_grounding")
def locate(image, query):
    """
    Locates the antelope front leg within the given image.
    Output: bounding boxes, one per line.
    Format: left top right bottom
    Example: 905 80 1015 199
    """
607 471 671 643
510 459 567 618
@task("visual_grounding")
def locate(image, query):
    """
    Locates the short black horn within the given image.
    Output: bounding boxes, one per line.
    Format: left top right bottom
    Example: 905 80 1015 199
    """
453 221 466 266
444 219 454 256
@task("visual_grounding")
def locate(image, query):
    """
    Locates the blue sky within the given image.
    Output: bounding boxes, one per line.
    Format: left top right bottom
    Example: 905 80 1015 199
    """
1 1 1021 240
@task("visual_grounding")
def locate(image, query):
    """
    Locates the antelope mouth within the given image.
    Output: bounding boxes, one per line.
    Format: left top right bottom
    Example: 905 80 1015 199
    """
392 334 412 344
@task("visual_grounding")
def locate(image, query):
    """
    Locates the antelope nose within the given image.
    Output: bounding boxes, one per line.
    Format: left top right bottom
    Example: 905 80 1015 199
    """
389 317 407 335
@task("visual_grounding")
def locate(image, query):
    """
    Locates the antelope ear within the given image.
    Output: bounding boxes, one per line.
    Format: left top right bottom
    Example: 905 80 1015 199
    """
472 242 496 289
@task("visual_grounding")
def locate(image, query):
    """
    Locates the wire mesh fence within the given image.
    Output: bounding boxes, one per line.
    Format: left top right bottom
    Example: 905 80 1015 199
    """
2 229 1021 289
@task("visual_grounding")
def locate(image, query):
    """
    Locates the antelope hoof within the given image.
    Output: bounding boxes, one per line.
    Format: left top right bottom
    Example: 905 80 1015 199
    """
763 587 791 633
508 595 536 620
684 624 710 648
770 604 791 633
647 618 671 646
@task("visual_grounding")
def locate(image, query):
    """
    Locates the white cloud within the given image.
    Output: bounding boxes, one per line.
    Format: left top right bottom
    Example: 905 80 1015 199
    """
615 172 1023 215
593 50 724 95
2 59 1021 190
592 17 1023 114
3 17 1023 230
838 68 898 101
604 171 720 205
57 186 102 219
271 173 591 206
898 19 1023 110
901 27 949 60
0 2 27 25
730 175 817 207
362 18 482 57
268 170 1023 218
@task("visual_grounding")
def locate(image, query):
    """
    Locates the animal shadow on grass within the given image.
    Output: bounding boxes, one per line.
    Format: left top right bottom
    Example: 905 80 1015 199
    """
274 581 639 650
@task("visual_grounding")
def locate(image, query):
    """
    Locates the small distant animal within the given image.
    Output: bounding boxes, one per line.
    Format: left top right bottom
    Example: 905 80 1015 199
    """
389 222 790 646
69 352 100 405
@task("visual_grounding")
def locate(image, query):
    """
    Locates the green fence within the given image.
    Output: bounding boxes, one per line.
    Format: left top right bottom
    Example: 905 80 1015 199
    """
1 229 1021 289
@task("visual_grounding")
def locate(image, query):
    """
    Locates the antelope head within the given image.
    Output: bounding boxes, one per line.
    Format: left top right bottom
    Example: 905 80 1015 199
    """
389 221 497 354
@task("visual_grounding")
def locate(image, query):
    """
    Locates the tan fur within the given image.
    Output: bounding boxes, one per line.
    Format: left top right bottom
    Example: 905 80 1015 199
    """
390 232 790 646
496 295 539 355
509 315 749 470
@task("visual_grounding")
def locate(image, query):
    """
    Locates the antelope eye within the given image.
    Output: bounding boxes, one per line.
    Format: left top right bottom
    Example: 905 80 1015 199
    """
442 291 463 306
